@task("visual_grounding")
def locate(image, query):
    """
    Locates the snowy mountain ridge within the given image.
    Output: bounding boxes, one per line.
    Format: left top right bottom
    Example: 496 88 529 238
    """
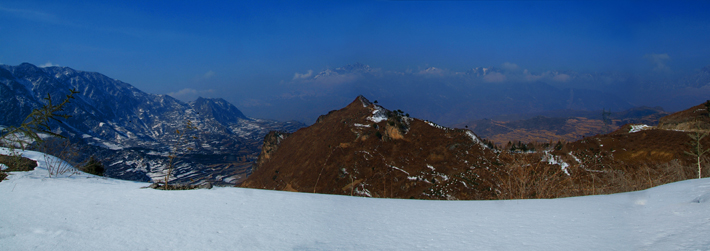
0 63 304 184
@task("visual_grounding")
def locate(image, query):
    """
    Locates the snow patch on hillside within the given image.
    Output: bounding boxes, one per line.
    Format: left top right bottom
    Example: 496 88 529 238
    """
367 105 387 123
424 120 447 130
629 124 651 133
543 151 570 175
387 164 409 175
569 151 583 164
101 141 124 150
465 130 494 150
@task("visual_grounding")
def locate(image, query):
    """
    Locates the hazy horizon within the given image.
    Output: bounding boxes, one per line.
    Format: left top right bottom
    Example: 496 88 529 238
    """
2 1 709 124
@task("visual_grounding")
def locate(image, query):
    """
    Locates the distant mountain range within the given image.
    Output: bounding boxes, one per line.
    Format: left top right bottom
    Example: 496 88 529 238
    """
249 63 639 125
0 63 304 185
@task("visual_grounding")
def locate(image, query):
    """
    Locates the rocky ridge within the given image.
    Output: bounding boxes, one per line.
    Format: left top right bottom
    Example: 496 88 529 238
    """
242 96 503 199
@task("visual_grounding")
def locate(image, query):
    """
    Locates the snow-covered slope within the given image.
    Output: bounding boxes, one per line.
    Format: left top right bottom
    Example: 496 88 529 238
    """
1 148 709 250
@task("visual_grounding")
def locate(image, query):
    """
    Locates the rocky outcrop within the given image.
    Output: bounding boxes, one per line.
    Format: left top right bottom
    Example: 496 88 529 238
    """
253 131 291 172
241 96 501 200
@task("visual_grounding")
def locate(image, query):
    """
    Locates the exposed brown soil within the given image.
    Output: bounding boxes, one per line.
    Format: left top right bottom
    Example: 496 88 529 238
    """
0 154 38 183
0 154 37 171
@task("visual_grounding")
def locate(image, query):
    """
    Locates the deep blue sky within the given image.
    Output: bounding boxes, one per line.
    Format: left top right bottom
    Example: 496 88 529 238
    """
2 1 710 121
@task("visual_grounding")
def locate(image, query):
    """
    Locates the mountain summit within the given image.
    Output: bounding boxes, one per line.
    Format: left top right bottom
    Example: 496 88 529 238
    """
242 95 502 199
190 97 249 123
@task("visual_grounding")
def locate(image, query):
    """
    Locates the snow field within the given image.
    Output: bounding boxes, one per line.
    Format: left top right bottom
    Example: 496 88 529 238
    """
1 149 710 250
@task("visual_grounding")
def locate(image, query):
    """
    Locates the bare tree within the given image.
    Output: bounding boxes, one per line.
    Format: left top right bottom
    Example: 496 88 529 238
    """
602 108 612 134
1 89 78 149
684 128 709 179
1 89 78 178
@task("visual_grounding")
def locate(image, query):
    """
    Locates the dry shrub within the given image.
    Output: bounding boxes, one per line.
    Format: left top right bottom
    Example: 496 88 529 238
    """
147 182 212 190
495 152 569 199
661 121 710 132
495 149 705 200
80 155 104 176
38 138 82 177
163 120 198 189
560 158 701 197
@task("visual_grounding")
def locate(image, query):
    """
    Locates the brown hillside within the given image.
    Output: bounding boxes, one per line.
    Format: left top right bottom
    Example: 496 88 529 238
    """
455 107 669 145
551 101 710 194
465 117 605 145
241 96 503 200
243 99 709 200
547 122 709 195
567 126 696 166
658 102 710 131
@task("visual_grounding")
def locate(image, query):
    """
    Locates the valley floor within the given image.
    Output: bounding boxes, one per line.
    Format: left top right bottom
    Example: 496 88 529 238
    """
1 149 709 250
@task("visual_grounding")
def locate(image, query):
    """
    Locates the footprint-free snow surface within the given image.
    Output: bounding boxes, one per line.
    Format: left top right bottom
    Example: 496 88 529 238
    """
1 148 709 250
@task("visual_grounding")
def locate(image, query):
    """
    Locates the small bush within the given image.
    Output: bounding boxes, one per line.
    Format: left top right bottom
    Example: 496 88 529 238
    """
0 89 77 179
39 138 80 177
495 153 568 199
146 182 212 190
81 156 104 176
0 89 78 151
